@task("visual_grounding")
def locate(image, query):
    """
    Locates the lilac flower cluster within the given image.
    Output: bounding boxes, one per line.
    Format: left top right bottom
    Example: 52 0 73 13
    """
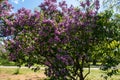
0 0 13 36
39 0 57 14
0 0 13 17
95 0 100 10
56 54 74 65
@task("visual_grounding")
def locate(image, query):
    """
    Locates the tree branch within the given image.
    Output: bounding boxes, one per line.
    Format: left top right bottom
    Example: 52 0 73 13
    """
84 64 90 79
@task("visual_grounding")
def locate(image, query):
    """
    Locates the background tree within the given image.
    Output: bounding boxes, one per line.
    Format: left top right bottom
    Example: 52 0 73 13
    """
91 9 120 77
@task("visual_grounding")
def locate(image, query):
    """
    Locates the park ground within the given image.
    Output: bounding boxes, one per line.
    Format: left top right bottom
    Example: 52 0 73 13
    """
0 66 120 80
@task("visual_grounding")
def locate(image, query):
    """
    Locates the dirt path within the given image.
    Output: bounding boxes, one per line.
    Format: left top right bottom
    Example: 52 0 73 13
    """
0 66 46 80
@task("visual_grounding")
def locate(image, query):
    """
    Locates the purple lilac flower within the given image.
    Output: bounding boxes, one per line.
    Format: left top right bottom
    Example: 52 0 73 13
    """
86 0 90 6
54 35 61 42
59 1 67 7
51 0 56 3
80 2 85 8
42 19 54 25
9 53 16 61
95 0 100 10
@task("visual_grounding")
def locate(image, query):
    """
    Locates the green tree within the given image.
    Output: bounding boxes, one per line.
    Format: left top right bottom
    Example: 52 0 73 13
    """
102 0 120 12
91 10 120 77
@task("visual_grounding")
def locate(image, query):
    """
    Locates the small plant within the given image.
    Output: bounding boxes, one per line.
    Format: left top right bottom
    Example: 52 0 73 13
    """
13 67 20 75
101 74 108 80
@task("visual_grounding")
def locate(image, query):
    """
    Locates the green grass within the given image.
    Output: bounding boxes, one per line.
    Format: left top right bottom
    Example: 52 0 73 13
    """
0 68 120 80
0 57 16 66
84 69 120 80
0 67 44 75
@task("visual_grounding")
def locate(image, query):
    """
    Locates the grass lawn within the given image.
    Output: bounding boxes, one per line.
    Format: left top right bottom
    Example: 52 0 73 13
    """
0 67 120 80
84 69 120 80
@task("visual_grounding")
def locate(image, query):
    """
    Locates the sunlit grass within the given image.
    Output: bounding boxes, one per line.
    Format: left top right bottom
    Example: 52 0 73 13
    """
84 69 120 80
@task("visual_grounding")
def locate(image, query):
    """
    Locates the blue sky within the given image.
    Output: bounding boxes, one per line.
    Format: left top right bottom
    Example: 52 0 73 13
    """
8 0 104 13
9 0 44 12
9 0 79 12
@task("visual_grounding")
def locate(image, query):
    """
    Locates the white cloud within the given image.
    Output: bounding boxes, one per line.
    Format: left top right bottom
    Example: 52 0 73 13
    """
11 0 25 4
11 0 19 4
22 0 24 2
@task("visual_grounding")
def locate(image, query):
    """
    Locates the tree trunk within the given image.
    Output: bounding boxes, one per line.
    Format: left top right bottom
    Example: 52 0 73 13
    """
80 68 84 80
93 59 97 65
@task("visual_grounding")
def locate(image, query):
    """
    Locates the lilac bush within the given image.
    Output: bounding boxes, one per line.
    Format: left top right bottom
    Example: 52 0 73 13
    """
2 0 101 80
